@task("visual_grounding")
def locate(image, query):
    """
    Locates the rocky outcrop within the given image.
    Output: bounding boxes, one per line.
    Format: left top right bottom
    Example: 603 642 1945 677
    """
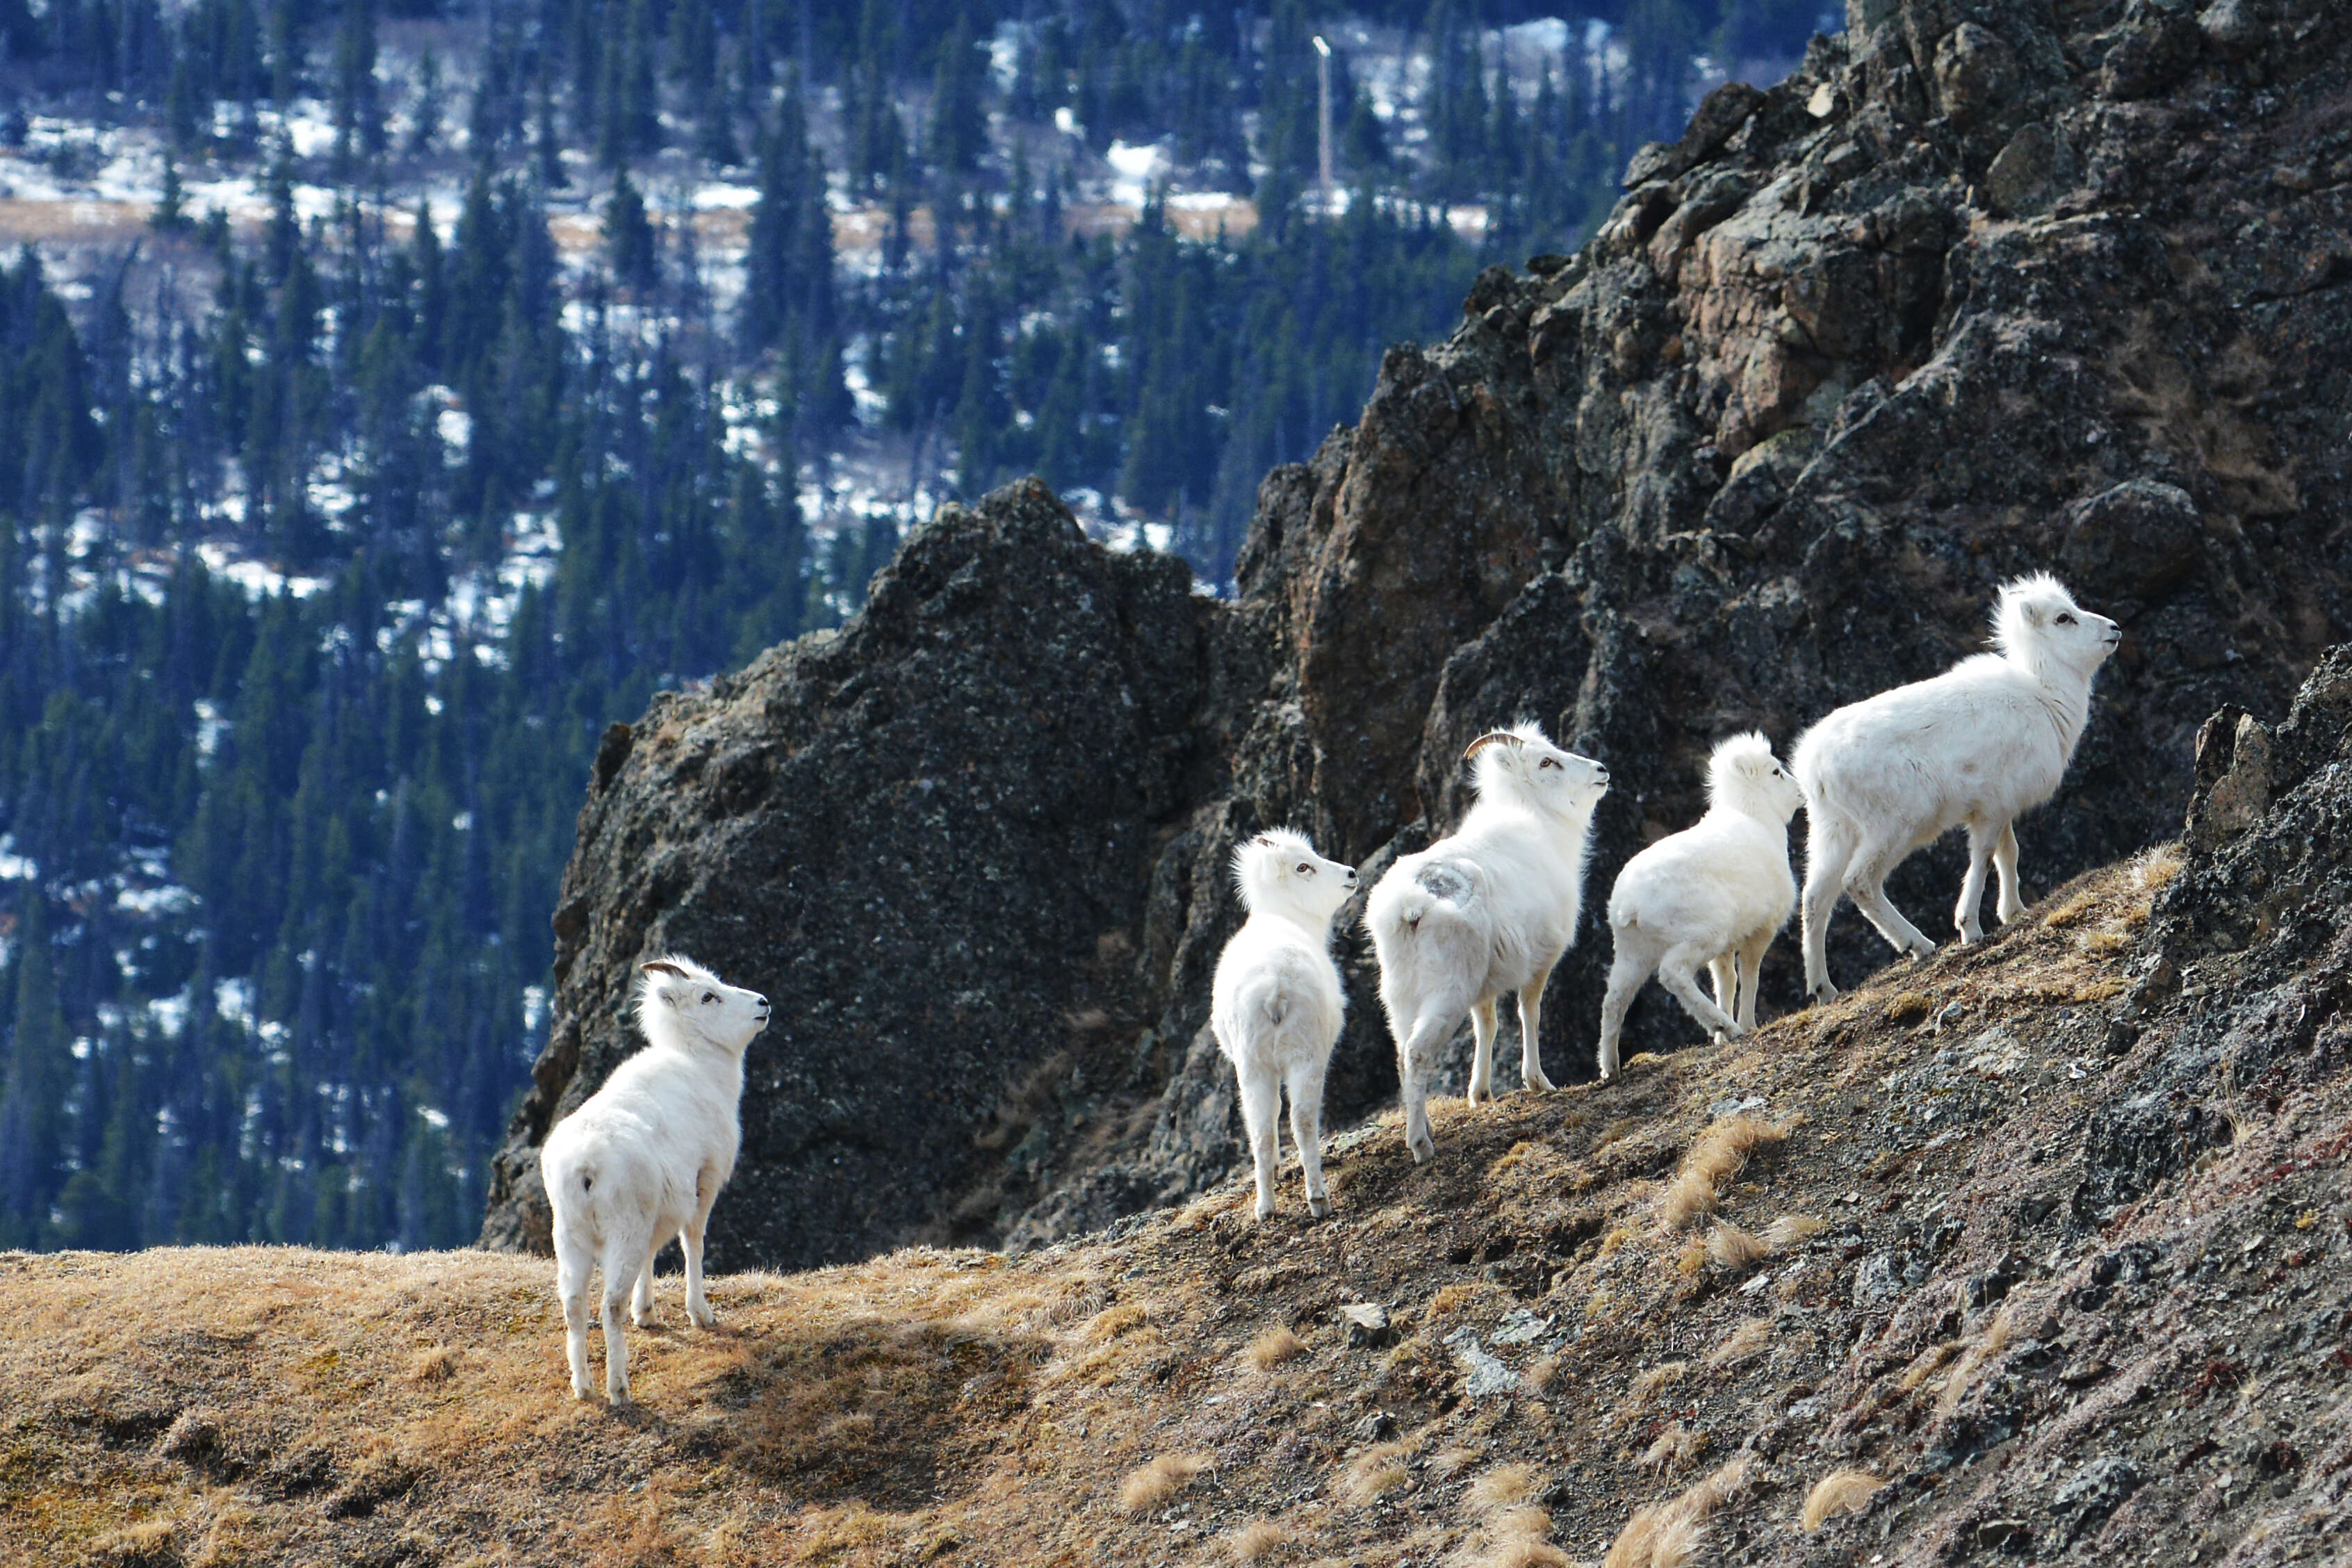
480 480 1240 1268
487 0 2352 1268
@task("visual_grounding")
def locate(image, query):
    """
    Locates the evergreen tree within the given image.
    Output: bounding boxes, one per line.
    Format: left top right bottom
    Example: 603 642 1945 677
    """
605 170 658 294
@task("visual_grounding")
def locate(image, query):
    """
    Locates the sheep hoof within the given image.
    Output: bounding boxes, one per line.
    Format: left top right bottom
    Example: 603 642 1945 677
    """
1808 981 1841 1006
689 1305 715 1329
1254 1199 1275 1222
1307 1195 1332 1219
1524 1073 1556 1094
1407 1137 1435 1166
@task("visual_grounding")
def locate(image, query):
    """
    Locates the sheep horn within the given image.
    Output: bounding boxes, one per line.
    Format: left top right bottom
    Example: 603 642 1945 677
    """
1461 731 1524 764
641 961 689 979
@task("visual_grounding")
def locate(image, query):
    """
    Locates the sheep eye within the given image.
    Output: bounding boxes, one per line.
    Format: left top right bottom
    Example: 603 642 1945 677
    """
701 992 716 1004
1296 863 1313 874
2056 613 2074 624
1539 757 1558 769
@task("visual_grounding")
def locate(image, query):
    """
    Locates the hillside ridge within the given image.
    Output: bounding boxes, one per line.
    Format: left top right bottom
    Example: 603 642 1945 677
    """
10 640 2352 1565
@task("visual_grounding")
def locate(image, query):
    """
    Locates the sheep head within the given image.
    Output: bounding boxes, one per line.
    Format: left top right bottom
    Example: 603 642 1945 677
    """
1706 731 1804 825
1462 721 1611 819
1232 828 1358 929
636 954 772 1055
1992 573 2121 682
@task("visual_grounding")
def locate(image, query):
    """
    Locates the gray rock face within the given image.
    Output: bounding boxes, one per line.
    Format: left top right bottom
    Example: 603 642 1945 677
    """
480 480 1231 1268
487 0 2352 1268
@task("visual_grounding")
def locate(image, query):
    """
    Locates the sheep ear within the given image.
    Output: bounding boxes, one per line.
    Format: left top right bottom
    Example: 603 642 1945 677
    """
642 961 689 979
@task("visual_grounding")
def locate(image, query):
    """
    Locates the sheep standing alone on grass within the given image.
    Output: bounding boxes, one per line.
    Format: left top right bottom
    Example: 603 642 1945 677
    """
1366 722 1610 1163
541 956 770 1403
1795 573 2121 1002
1211 829 1358 1220
1596 733 1806 1081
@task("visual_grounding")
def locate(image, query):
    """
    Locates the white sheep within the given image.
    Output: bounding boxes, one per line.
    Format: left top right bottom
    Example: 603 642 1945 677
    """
540 955 770 1403
1795 573 2121 1001
1595 732 1806 1081
1366 722 1611 1163
1210 828 1358 1220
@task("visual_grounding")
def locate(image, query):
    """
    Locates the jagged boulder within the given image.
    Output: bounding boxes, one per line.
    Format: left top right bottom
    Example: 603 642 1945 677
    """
480 480 1232 1267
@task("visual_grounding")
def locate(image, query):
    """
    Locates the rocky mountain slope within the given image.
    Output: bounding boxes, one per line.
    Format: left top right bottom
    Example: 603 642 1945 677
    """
11 643 2352 1565
484 0 2352 1270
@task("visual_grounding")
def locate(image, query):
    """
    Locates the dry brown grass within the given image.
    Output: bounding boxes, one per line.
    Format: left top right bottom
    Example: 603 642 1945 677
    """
1601 1503 1668 1568
1340 1442 1412 1507
1935 1303 2018 1415
1801 1469 1884 1531
1466 1462 1540 1513
1603 1455 1748 1568
1467 1504 1570 1568
1704 1318 1772 1370
1084 1302 1150 1344
1245 1323 1307 1369
1898 1341 1963 1394
1661 1115 1783 1229
1226 1519 1295 1562
407 1344 459 1384
1704 1223 1767 1272
0 851 2183 1568
1638 1422 1706 1473
1430 1444 1485 1479
1120 1453 1211 1512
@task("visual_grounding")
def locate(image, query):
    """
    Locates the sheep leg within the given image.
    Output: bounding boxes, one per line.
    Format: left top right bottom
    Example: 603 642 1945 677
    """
1844 840 1938 961
1801 816 1859 1004
1239 1062 1284 1220
1287 1057 1331 1218
1467 999 1501 1104
1707 956 1738 1018
557 1243 593 1400
598 1231 648 1403
1516 970 1558 1093
1595 942 1655 1084
1396 1010 1455 1164
1658 942 1744 1040
1993 822 2025 925
683 1164 720 1327
630 1238 659 1325
1954 820 1997 944
1736 931 1771 1033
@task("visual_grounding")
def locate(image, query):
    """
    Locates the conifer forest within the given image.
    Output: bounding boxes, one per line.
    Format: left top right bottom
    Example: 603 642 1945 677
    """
0 0 1832 1251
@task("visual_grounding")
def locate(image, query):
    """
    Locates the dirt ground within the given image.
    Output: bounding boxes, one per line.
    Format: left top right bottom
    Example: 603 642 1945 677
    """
5 845 2349 1567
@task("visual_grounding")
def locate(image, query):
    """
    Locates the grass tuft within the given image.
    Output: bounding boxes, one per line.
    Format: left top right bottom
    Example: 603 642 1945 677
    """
1661 1115 1783 1230
1705 1223 1768 1272
1802 1469 1883 1530
1120 1453 1210 1512
1340 1442 1411 1507
407 1344 459 1384
1762 1214 1825 1251
1227 1519 1294 1562
1704 1317 1772 1370
1467 1462 1539 1513
1245 1323 1307 1370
